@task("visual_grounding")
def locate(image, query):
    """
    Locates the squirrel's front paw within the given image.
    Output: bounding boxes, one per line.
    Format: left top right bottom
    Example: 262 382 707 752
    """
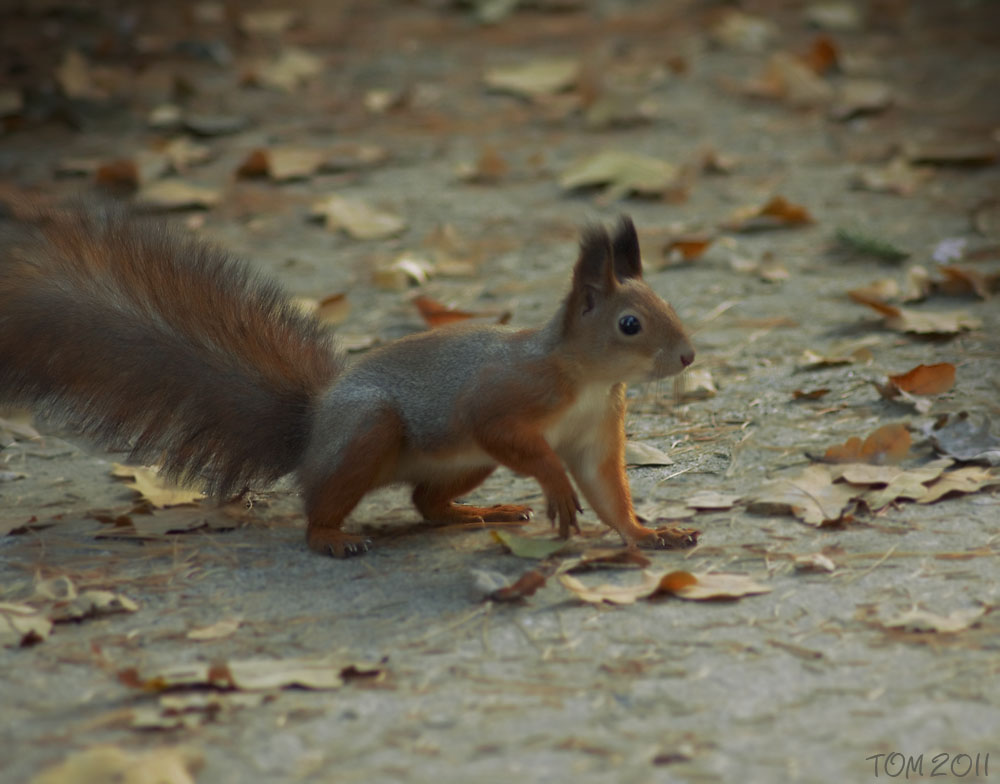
633 525 700 551
307 528 372 558
547 491 583 539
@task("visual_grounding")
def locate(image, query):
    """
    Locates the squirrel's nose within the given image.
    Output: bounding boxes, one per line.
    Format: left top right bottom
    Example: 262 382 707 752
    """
680 350 695 367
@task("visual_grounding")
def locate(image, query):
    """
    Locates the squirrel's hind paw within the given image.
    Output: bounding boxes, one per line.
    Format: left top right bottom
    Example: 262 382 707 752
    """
307 528 372 558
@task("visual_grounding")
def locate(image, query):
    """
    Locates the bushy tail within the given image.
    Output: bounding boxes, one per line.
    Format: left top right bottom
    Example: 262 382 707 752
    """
0 204 343 496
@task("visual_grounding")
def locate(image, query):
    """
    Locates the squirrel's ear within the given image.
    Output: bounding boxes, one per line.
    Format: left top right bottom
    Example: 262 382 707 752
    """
572 226 616 313
611 216 642 280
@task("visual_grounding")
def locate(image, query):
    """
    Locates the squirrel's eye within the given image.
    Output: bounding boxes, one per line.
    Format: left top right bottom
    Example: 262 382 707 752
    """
618 315 641 336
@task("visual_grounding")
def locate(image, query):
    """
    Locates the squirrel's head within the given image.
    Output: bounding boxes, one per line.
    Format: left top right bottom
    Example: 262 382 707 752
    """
563 216 694 384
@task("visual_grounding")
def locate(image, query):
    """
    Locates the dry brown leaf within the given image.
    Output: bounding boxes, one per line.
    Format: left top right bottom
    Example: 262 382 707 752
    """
937 265 997 299
829 79 893 121
849 290 981 334
187 618 241 641
480 568 550 602
882 606 986 634
30 745 203 784
558 571 662 605
239 9 298 36
685 491 740 510
751 51 835 107
413 295 478 328
674 367 716 400
918 466 1000 504
247 47 323 92
794 552 837 572
797 336 878 369
659 571 772 600
625 441 673 466
315 293 351 326
748 464 856 526
822 423 911 465
851 157 933 196
457 146 509 183
801 35 839 75
663 235 713 263
848 278 899 303
559 150 678 200
710 10 777 52
834 458 953 510
94 506 239 540
0 603 52 648
792 388 830 400
723 195 814 232
311 195 406 240
110 463 204 507
119 657 379 692
137 179 221 211
887 363 955 396
483 58 580 98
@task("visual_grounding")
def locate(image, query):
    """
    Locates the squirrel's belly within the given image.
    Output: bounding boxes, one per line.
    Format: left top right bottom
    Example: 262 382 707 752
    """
394 447 497 484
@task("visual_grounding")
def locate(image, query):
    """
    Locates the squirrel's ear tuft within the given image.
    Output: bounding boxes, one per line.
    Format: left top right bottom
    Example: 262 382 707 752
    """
572 225 616 312
611 215 642 280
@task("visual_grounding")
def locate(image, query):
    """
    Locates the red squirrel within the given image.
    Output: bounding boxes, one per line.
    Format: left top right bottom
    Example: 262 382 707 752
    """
0 205 694 557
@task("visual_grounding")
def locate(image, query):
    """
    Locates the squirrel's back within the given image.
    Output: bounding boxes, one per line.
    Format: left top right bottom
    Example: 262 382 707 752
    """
0 204 343 496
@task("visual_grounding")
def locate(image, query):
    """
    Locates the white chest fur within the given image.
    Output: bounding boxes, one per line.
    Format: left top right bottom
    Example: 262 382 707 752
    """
544 383 613 453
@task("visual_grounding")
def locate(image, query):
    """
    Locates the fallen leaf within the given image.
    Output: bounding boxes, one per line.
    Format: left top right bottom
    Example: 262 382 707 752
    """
918 465 1000 504
794 552 837 572
413 295 477 327
559 150 678 200
882 606 986 634
55 49 109 101
457 145 509 183
0 603 52 648
904 137 999 167
182 113 249 137
834 458 953 510
663 235 713 263
801 35 839 75
311 195 406 240
373 253 433 290
94 506 239 540
805 1 863 31
797 336 879 369
238 146 328 181
685 490 740 510
30 745 203 784
315 293 351 326
239 9 298 36
491 530 568 560
901 265 933 302
851 157 933 196
119 657 379 692
130 692 268 730
558 571 662 605
47 590 139 623
247 47 323 92
674 367 716 400
137 179 221 211
793 388 830 400
937 265 997 300
821 423 911 465
749 464 856 526
710 10 777 52
723 195 814 232
887 363 955 395
829 78 892 121
849 291 981 335
111 464 205 507
624 441 674 467
658 571 772 600
475 568 549 602
749 51 834 107
836 227 909 262
187 619 241 641
925 412 1000 465
483 58 580 98
847 278 900 302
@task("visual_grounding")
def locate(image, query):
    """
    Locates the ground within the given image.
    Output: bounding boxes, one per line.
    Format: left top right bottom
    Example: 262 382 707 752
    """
1 1 1000 782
